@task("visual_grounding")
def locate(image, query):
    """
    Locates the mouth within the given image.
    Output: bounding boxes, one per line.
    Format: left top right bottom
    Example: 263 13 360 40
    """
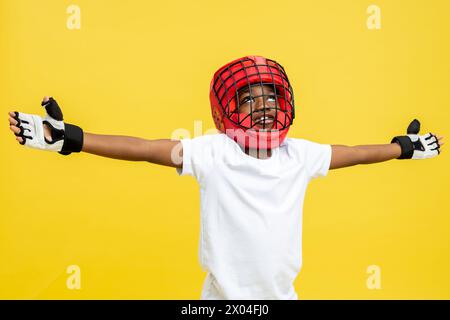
253 114 275 130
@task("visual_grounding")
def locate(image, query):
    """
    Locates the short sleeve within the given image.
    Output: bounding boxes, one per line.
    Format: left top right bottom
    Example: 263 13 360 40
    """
303 140 332 180
175 134 216 182
176 139 193 176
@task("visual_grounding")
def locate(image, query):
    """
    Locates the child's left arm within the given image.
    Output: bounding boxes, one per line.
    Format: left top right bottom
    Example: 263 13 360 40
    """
329 119 444 170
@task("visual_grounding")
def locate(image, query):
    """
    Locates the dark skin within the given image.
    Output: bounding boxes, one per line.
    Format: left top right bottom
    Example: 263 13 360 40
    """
237 84 278 130
8 98 182 166
8 96 444 166
236 84 278 159
234 84 445 165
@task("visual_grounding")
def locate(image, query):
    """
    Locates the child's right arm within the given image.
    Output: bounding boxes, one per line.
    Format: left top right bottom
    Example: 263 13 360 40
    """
8 97 183 169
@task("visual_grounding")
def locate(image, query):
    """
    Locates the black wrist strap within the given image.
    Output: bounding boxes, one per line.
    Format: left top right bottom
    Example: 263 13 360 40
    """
390 136 414 159
59 123 84 155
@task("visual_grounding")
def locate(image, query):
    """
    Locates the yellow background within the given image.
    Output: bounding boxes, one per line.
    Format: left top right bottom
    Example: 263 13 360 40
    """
1 0 449 299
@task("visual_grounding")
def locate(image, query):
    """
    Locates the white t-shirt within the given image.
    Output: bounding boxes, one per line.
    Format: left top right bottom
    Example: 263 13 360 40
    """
176 133 332 300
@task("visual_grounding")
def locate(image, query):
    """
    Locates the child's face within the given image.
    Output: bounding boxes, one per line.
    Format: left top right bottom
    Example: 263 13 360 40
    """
236 84 277 130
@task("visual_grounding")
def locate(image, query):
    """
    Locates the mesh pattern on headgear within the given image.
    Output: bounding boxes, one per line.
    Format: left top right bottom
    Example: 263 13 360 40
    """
210 56 295 149
211 56 294 129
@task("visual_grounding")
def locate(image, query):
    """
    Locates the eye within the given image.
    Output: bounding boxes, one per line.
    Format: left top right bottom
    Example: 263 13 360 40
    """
240 96 254 105
267 95 276 102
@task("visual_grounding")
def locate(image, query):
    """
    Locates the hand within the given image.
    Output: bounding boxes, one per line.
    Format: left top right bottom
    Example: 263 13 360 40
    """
391 119 444 159
8 96 84 155
9 112 53 143
9 97 54 143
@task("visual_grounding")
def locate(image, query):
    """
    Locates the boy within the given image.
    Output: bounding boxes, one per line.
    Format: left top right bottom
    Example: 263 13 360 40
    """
8 56 444 299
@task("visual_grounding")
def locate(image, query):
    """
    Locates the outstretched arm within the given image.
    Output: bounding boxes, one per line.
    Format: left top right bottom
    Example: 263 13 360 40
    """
330 143 400 169
82 133 181 167
8 97 182 168
330 120 444 170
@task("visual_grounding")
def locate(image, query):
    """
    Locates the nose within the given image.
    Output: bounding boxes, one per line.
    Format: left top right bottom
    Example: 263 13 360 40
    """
254 96 268 112
253 96 276 115
254 98 263 111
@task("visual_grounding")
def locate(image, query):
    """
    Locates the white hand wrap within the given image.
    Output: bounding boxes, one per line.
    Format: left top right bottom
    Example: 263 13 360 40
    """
13 97 83 155
14 112 65 152
391 119 441 159
408 132 440 159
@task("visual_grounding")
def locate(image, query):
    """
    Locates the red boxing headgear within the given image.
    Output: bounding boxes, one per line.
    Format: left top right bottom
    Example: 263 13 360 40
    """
210 55 295 150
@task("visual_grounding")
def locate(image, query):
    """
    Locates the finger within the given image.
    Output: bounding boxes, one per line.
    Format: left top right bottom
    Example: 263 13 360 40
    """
9 116 18 126
16 136 24 144
9 125 20 134
42 96 50 103
8 111 16 117
426 134 437 144
407 119 420 134
41 97 63 121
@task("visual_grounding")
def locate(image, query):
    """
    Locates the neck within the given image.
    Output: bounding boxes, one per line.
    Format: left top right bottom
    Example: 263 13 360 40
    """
243 146 272 159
